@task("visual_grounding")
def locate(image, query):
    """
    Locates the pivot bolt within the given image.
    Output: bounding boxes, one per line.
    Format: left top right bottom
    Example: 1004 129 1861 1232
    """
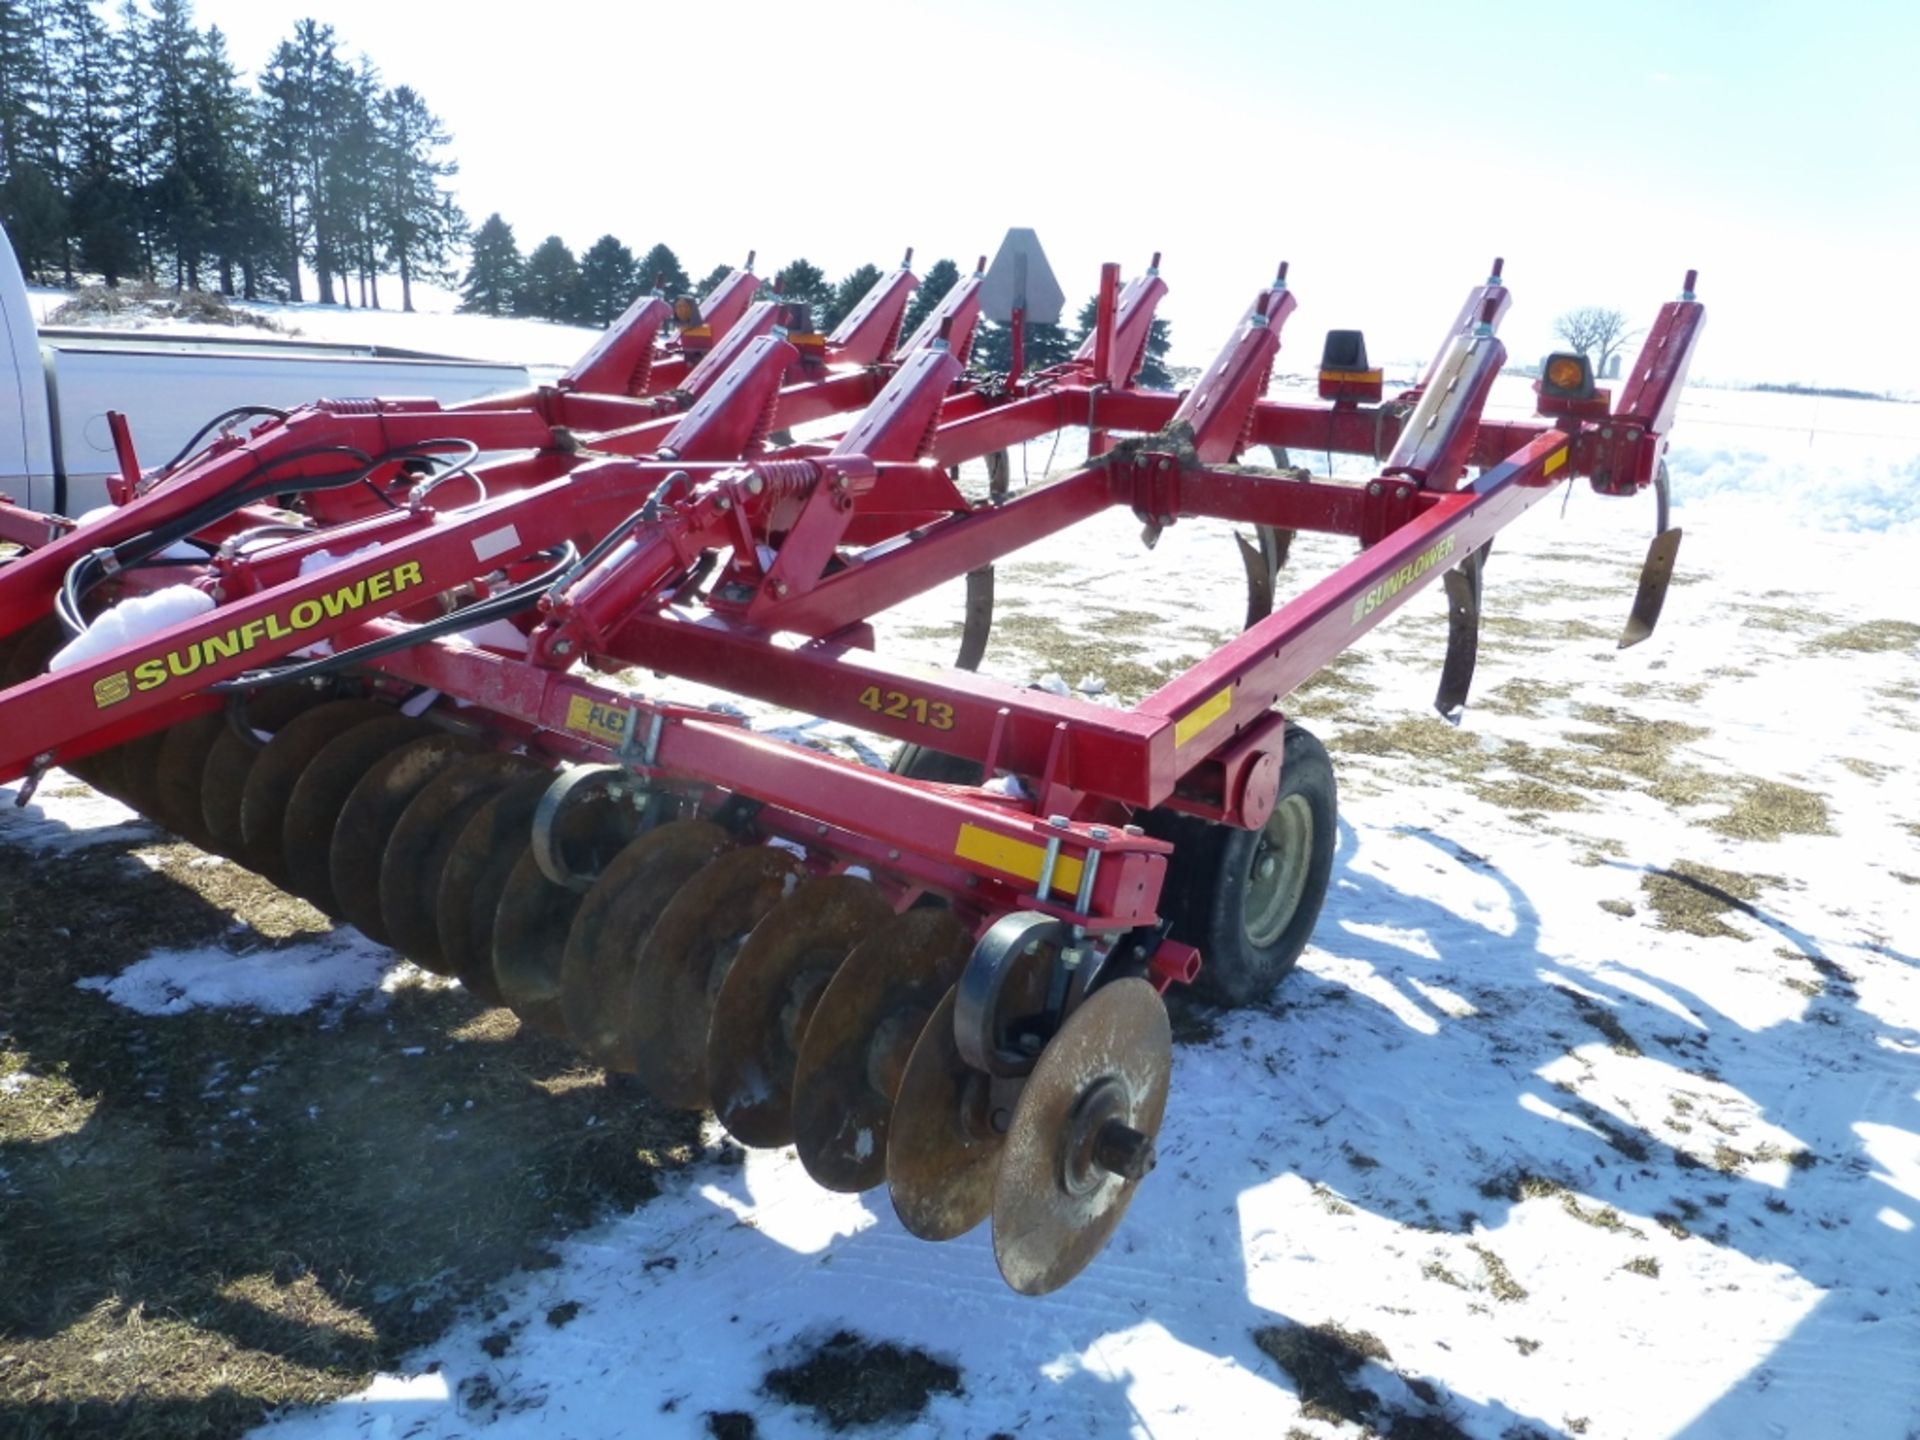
1092 1120 1157 1182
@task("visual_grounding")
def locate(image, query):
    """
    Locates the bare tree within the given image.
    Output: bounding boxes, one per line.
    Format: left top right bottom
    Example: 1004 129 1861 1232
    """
1552 306 1638 379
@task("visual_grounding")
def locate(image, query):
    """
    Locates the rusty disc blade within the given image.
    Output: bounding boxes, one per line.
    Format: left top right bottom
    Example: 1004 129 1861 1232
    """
238 700 391 883
329 734 487 944
491 784 646 1035
790 909 972 1193
67 743 129 799
115 727 173 822
380 754 541 972
281 716 435 914
490 850 585 1038
434 772 553 1005
706 875 893 1149
991 978 1172 1296
560 819 728 1072
150 713 227 848
200 688 320 858
628 845 806 1112
885 987 1002 1241
0 630 24 686
0 615 60 687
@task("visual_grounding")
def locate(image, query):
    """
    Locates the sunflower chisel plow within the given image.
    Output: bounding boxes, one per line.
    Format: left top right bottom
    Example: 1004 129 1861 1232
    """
0 242 1705 1294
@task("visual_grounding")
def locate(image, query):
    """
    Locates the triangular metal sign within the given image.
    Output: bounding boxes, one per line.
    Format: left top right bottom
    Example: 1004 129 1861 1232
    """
979 228 1065 325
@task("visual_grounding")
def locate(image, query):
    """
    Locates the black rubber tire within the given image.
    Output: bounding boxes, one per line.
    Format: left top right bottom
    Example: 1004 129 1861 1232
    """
1150 722 1337 1007
889 742 985 787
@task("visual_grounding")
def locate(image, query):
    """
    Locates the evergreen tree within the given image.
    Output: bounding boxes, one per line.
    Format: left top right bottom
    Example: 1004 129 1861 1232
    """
56 0 136 285
258 19 352 301
693 261 731 298
193 25 272 297
824 261 880 333
516 233 577 320
576 233 637 326
458 210 519 315
1 161 64 277
635 241 688 298
971 317 1072 376
1073 294 1173 388
374 83 459 312
771 257 832 327
142 0 214 288
0 0 65 279
327 55 382 306
900 256 957 340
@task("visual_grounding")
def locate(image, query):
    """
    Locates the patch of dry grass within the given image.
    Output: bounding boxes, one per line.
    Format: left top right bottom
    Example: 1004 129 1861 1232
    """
1804 619 1920 654
49 284 287 332
1467 1243 1529 1303
1640 862 1775 941
1546 983 1642 1057
1476 677 1577 719
990 609 1199 702
0 831 703 1439
1704 780 1832 842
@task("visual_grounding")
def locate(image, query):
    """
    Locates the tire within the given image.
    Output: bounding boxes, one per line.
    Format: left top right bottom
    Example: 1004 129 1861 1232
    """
1152 722 1337 1007
889 742 985 787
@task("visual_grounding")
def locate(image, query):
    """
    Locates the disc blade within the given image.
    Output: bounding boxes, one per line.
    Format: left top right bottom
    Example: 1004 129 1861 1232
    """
238 700 391 883
885 987 1001 1241
707 875 892 1148
281 716 435 914
792 909 972 1193
434 772 553 1005
0 615 60 687
151 713 227 848
200 688 321 857
380 754 541 972
116 727 173 823
628 845 805 1112
69 743 129 800
329 734 487 943
560 820 728 1072
991 977 1172 1296
491 850 582 1038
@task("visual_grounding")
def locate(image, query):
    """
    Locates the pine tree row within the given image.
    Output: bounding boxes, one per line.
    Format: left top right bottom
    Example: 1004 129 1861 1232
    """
0 0 460 310
462 232 1171 384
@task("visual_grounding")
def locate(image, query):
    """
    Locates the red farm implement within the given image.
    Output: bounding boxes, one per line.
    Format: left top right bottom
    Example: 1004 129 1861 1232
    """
0 240 1705 1294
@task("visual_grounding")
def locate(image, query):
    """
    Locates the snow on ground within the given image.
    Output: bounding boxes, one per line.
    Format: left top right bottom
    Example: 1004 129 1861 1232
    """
26 277 601 371
4 296 1918 1438
73 934 414 1019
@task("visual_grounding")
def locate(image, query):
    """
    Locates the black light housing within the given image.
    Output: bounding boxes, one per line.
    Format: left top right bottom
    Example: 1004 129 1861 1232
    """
1538 350 1596 400
1321 329 1370 371
1318 329 1383 404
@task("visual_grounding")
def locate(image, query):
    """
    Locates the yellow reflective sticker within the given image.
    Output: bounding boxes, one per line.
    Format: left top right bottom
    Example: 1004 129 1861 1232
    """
1544 446 1569 477
565 695 632 747
955 822 1085 898
1173 685 1234 748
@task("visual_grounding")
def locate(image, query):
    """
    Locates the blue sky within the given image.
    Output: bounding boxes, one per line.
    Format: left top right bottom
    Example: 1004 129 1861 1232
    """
191 0 1920 390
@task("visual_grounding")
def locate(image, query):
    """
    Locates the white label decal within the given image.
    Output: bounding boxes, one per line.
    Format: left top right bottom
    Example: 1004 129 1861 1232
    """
472 525 521 563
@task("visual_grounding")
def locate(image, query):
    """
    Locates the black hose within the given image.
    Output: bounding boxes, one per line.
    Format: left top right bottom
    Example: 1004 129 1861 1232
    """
210 542 578 692
158 405 293 475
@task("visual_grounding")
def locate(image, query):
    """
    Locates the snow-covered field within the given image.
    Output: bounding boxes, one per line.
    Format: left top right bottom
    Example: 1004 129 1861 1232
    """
3 295 1918 1439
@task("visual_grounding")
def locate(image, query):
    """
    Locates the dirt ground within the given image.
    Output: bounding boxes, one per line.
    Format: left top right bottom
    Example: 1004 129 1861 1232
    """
0 829 702 1438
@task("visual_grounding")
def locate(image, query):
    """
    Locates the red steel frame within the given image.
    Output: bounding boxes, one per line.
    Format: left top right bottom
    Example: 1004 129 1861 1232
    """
0 257 1706 968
